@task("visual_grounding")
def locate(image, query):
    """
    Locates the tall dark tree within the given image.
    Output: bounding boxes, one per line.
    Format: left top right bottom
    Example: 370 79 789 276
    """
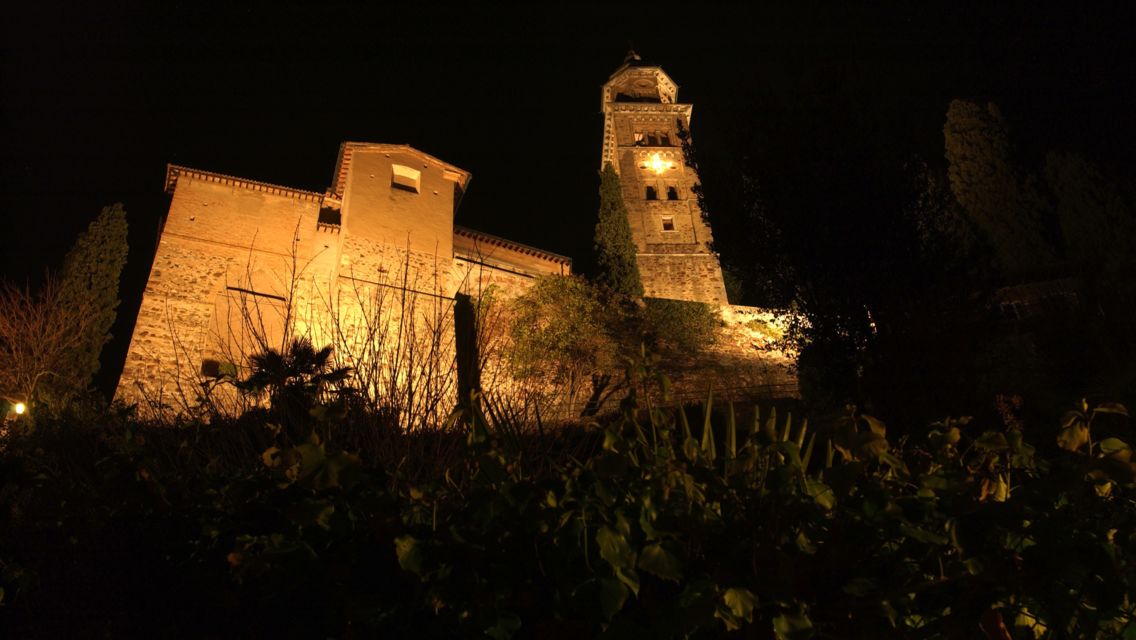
944 101 1058 274
56 203 129 390
594 163 643 298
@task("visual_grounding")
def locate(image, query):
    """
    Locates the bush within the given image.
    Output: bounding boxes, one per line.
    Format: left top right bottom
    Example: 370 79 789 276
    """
2 368 1134 638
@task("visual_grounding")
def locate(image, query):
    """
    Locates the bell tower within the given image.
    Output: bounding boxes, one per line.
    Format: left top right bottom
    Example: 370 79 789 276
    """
601 51 728 305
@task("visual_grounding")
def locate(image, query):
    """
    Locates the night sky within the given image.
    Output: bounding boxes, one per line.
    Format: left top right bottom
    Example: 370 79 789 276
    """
3 2 1133 393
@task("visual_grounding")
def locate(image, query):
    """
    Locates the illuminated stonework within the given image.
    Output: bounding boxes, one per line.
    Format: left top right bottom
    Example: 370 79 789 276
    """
115 59 797 418
116 143 570 417
601 52 730 305
599 53 797 400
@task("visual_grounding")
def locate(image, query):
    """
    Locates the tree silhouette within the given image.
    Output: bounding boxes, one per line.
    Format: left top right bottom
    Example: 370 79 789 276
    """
56 203 129 388
594 162 643 298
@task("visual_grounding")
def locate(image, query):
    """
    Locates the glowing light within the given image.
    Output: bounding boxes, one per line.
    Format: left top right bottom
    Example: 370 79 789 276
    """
14 402 26 415
649 153 673 174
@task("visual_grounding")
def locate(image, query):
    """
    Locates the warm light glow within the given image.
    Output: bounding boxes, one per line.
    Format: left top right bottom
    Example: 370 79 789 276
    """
649 153 672 174
13 402 26 415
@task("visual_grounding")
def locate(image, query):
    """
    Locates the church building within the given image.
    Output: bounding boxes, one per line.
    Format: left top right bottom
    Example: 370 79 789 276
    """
115 55 794 416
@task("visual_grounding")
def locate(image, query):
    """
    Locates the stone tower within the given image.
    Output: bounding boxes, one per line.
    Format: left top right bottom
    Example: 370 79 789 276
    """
601 52 728 305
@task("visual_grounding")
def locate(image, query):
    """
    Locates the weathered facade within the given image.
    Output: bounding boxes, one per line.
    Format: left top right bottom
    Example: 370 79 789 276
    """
600 53 796 400
116 144 569 414
601 52 729 305
115 55 796 417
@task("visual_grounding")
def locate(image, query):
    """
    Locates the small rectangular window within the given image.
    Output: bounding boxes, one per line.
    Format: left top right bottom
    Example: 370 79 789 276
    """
391 164 421 193
645 186 657 200
666 186 679 200
646 133 659 146
317 206 341 226
662 216 675 232
660 132 671 146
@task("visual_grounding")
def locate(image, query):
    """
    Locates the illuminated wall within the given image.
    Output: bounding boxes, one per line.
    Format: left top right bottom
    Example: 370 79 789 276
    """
115 144 571 418
601 53 730 305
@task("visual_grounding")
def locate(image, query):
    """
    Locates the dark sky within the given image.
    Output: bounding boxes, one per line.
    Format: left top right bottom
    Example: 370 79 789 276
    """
3 2 1133 392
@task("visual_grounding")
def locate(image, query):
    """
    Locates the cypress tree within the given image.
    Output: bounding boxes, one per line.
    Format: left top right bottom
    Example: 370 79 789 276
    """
594 162 643 298
57 203 129 389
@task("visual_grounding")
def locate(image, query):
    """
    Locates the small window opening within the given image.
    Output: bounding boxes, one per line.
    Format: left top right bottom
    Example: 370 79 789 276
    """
662 216 675 232
317 206 341 226
391 164 421 193
646 132 659 146
660 132 671 146
645 186 657 200
666 186 679 200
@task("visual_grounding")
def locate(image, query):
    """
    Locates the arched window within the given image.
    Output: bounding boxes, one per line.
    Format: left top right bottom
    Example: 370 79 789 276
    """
645 186 657 200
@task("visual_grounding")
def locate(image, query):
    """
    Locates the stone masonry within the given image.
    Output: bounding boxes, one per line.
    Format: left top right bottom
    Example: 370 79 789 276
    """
115 56 796 418
116 144 570 415
602 52 729 305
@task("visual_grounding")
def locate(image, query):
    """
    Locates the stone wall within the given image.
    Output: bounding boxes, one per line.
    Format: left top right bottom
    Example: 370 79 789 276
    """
644 304 798 408
603 87 729 306
116 174 324 412
115 150 572 420
637 254 729 306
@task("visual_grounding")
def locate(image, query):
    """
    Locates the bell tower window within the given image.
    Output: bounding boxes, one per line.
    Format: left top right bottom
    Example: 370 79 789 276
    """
666 186 679 200
645 186 657 200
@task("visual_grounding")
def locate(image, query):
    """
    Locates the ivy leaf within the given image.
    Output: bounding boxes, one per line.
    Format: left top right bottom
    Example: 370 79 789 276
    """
638 543 683 581
795 531 817 555
1098 438 1132 455
855 432 889 459
716 588 757 631
1057 418 1090 452
974 431 1010 451
773 611 815 639
597 526 636 571
394 535 423 575
1093 402 1129 417
803 476 836 510
862 414 887 437
598 578 630 620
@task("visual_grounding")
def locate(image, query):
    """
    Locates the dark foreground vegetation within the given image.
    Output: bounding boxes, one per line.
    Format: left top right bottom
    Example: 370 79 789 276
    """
2 354 1134 639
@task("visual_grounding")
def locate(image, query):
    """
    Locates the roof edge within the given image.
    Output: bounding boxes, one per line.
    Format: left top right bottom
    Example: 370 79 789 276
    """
454 225 572 266
164 164 323 201
333 143 472 196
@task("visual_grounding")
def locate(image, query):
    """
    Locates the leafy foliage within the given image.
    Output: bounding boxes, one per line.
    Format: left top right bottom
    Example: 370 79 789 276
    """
3 355 1134 638
56 203 129 390
507 275 616 407
595 162 644 298
642 297 719 356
